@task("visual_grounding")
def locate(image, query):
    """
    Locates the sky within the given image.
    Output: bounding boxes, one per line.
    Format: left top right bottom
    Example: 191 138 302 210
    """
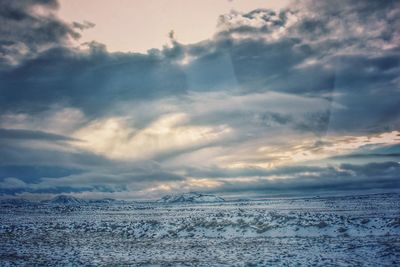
0 0 399 200
58 0 291 53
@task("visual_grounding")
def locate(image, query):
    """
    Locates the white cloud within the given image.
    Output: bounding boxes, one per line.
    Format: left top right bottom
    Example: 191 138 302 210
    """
0 177 27 189
73 113 231 160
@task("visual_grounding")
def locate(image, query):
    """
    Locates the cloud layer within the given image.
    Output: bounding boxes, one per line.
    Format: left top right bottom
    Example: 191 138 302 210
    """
0 0 399 199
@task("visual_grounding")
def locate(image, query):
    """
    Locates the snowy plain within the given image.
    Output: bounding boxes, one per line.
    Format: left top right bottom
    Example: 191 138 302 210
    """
0 193 399 266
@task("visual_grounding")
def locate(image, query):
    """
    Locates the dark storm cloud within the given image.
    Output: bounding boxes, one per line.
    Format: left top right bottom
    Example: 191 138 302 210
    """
0 128 78 141
230 38 336 95
205 161 400 194
326 54 400 133
0 0 398 131
332 153 400 160
330 144 400 160
199 0 400 133
0 0 79 67
0 165 82 183
0 46 188 116
0 136 182 182
0 141 107 169
0 169 185 195
0 0 186 116
18 168 185 194
0 138 185 194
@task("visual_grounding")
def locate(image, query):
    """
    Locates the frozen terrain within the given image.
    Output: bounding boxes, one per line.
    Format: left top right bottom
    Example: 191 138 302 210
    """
158 192 225 203
0 193 399 266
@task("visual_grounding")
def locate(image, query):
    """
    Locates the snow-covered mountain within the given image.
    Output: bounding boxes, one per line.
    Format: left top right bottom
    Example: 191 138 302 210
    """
88 198 125 204
44 195 87 205
158 192 225 203
43 195 124 205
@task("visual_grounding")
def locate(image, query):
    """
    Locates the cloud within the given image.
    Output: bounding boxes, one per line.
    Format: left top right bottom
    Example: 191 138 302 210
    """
0 162 186 196
0 0 399 198
0 128 78 141
0 177 27 189
72 21 95 31
329 143 400 162
0 47 189 117
72 113 231 161
0 0 80 67
202 161 400 195
1 0 398 134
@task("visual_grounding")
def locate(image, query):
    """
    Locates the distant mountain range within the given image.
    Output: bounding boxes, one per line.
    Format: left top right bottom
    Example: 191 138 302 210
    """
0 195 124 206
42 195 125 205
1 192 225 205
43 195 87 205
0 198 33 205
158 192 225 203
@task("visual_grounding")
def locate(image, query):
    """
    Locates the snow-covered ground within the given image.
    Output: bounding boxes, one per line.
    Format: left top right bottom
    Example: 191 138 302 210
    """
0 193 399 266
158 191 225 203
